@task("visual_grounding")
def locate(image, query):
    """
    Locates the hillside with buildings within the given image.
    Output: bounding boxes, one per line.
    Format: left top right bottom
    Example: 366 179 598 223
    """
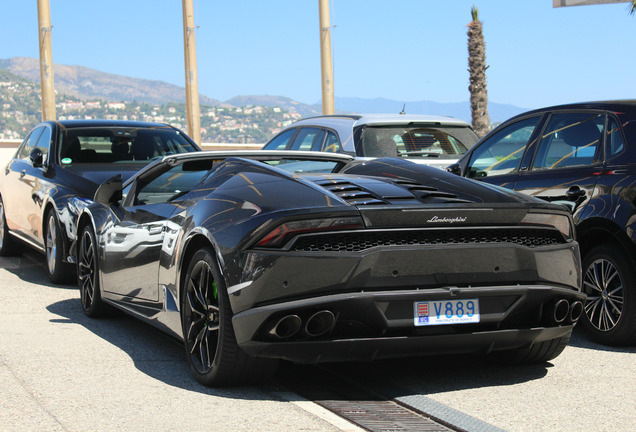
0 68 302 143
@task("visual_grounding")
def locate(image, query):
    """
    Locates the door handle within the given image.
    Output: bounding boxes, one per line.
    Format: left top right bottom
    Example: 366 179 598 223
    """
566 187 586 198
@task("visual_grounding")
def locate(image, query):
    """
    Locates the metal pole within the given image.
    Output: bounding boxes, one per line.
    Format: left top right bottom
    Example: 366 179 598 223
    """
182 0 201 145
318 0 335 115
37 0 56 121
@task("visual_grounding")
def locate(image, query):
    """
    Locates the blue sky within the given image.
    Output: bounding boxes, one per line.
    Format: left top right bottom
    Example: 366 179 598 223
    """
1 0 634 110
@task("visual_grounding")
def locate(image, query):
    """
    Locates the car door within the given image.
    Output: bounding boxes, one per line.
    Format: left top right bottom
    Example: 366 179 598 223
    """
100 159 212 302
3 125 52 244
100 202 176 302
2 127 43 232
512 112 605 212
463 115 544 190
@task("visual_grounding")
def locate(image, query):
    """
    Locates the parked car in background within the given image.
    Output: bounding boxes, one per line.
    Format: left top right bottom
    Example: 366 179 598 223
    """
0 119 200 283
262 114 479 169
77 150 583 386
447 100 636 346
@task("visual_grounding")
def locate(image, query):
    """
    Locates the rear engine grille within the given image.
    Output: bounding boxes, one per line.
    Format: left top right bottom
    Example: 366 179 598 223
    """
314 178 473 205
291 228 564 252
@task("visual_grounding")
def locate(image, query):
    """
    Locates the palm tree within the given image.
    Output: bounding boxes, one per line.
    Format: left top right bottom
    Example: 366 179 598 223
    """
467 5 490 137
630 0 636 15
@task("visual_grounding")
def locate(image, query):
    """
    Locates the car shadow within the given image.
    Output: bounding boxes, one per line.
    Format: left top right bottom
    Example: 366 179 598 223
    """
568 326 636 353
279 350 552 401
0 251 77 289
45 297 284 400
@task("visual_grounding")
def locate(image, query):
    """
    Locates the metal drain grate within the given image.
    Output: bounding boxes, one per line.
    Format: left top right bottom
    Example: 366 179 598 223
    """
276 364 456 432
315 399 454 432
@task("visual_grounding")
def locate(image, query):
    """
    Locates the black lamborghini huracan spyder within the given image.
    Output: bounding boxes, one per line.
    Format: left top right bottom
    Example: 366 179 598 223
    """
75 150 585 386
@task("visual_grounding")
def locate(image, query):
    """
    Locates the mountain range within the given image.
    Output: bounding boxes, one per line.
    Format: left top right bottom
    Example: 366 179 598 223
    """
0 56 529 123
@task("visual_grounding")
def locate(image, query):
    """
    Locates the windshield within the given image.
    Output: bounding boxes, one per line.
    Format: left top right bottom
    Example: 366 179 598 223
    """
58 126 198 165
359 125 478 159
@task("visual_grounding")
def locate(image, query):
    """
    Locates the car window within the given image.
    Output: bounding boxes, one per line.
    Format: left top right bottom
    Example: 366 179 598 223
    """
606 116 625 160
322 131 341 152
361 125 477 159
466 117 540 178
16 127 45 160
134 159 214 205
310 130 326 151
531 113 603 170
265 158 342 174
34 127 52 162
263 128 296 150
59 127 197 164
291 127 321 151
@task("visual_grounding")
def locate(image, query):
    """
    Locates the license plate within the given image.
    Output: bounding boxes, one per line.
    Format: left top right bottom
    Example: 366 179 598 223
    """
414 299 480 326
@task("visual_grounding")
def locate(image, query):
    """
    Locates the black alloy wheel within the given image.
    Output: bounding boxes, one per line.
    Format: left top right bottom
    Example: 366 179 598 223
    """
181 248 277 386
78 224 108 317
0 196 22 256
581 243 636 346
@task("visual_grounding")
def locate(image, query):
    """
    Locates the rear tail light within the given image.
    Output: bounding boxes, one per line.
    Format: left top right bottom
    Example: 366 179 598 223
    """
256 216 364 248
520 212 573 240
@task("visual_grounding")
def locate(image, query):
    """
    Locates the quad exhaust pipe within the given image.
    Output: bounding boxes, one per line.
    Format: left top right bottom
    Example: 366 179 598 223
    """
268 310 336 340
569 300 583 322
553 299 570 324
550 299 583 325
268 314 302 339
304 310 336 337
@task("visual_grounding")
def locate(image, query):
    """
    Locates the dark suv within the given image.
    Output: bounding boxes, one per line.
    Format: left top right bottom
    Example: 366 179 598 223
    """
447 100 636 346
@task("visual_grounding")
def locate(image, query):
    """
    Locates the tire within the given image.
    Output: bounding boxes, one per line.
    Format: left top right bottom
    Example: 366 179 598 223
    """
0 196 22 256
181 248 278 386
78 224 109 317
494 331 572 364
580 243 636 346
45 210 75 284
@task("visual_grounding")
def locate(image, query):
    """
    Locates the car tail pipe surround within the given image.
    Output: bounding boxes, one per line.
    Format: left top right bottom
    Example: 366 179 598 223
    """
304 310 336 337
549 298 583 325
267 310 336 340
268 314 302 339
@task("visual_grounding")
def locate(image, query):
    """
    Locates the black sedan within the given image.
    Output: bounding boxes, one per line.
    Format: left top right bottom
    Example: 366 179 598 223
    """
0 120 200 283
76 150 584 386
447 100 636 346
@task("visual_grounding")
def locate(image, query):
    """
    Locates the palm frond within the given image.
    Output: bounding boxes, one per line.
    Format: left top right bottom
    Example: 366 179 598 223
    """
471 5 479 21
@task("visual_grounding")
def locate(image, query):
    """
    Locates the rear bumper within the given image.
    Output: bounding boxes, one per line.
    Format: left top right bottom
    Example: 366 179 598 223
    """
232 284 586 363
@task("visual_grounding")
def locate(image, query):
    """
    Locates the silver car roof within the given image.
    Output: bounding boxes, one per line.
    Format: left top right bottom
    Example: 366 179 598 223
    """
292 114 471 128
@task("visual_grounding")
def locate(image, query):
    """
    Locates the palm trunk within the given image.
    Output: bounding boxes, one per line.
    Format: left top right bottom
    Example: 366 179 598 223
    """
467 7 490 137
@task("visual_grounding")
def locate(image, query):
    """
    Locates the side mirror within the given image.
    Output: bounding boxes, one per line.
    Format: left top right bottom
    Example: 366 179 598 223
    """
446 163 462 176
94 174 123 205
29 148 44 168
